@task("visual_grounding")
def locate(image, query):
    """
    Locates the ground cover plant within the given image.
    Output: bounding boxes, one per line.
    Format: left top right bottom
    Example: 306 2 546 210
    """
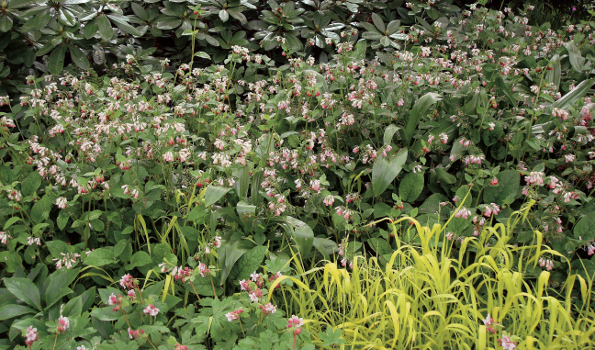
1 0 595 349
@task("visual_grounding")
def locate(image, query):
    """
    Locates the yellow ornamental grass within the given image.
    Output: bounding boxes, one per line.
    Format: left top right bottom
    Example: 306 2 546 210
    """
270 207 595 349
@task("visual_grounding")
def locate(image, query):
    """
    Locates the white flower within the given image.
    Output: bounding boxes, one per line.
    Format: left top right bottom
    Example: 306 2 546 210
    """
250 271 259 281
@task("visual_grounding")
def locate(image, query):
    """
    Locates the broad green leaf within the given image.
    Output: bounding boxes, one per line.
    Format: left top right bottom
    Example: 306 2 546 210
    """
44 268 79 307
496 77 516 105
91 306 121 321
84 247 116 266
383 124 400 145
0 304 36 321
565 41 585 72
187 204 209 223
125 251 153 270
228 246 268 282
372 147 408 196
405 93 442 146
62 295 82 318
48 44 67 75
483 170 520 206
574 216 595 241
399 172 424 202
204 186 232 206
218 239 255 285
3 216 21 230
279 216 314 257
4 278 41 310
233 166 251 200
552 78 594 111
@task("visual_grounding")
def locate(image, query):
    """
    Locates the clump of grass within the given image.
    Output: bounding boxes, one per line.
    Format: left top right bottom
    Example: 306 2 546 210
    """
272 206 595 349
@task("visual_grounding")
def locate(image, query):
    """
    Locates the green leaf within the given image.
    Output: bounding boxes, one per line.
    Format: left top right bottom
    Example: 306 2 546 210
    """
383 124 400 145
126 251 153 270
0 15 13 32
83 18 98 39
496 77 516 105
279 216 314 257
405 93 442 146
69 44 90 70
97 14 113 40
372 147 408 196
30 195 52 224
187 204 209 223
435 168 456 185
204 186 232 206
3 217 21 230
574 216 595 241
48 44 67 75
371 13 385 33
62 295 82 318
0 304 36 321
46 240 73 258
399 172 424 202
44 268 79 307
228 246 268 282
483 170 520 206
4 278 41 311
84 247 116 266
218 239 255 285
91 306 121 321
552 78 594 111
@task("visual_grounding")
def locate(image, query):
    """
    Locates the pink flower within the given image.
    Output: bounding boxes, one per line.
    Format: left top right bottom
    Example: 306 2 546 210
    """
25 326 38 346
490 178 498 186
498 335 517 350
120 274 138 290
287 315 303 335
143 304 160 317
239 279 250 291
225 309 243 321
57 316 69 333
259 302 277 315
198 262 209 277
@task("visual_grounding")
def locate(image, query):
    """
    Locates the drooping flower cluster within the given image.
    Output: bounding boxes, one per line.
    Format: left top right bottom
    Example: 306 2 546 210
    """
287 315 303 335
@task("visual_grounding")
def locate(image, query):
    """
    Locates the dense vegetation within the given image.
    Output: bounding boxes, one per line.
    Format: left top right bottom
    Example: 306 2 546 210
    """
1 0 595 349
